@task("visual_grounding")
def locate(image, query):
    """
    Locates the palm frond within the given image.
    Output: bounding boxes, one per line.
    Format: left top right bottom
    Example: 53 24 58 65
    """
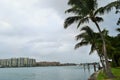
89 44 96 55
64 16 82 29
67 0 95 16
65 7 81 15
81 26 95 39
75 41 89 49
77 17 89 28
75 33 87 40
94 7 105 15
116 28 120 32
95 17 104 22
87 0 98 10
95 1 120 15
68 0 82 6
104 1 120 13
102 29 109 36
75 26 95 41
116 10 120 14
81 26 93 32
117 18 120 25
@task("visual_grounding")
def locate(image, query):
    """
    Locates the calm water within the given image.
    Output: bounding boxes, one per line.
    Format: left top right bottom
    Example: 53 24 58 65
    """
0 66 94 80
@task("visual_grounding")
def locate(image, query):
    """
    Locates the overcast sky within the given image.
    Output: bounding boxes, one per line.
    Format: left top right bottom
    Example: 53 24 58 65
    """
0 0 119 63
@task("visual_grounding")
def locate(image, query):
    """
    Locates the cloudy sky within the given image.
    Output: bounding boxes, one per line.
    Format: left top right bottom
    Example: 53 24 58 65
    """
0 0 119 63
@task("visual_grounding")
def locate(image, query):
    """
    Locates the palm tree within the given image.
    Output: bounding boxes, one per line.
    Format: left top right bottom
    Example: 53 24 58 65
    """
74 26 105 70
64 0 120 78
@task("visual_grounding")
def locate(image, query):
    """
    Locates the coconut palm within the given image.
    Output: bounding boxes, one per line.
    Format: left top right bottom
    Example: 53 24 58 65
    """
64 0 120 78
74 26 105 70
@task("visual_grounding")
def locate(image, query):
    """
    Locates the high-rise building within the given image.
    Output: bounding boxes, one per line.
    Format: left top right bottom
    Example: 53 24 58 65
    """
0 58 36 68
11 58 18 67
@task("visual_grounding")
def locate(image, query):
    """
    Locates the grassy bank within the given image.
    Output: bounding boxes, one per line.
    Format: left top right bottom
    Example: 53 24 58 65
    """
97 67 120 80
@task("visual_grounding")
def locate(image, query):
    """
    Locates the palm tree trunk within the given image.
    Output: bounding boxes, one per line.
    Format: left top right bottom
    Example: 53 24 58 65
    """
94 21 115 78
98 53 106 71
93 40 106 71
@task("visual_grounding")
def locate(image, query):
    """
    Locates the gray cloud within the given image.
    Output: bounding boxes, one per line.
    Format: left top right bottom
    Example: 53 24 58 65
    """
0 0 118 63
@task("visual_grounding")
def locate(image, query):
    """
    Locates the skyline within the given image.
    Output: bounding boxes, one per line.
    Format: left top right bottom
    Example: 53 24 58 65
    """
0 0 119 63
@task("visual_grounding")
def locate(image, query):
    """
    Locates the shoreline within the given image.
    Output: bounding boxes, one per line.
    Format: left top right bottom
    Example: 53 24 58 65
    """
88 70 100 80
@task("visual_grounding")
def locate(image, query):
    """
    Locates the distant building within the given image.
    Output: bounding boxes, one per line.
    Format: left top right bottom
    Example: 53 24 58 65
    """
11 58 18 67
0 58 36 68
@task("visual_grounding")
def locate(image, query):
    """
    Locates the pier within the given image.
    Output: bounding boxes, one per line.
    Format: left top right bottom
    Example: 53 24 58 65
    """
78 62 100 72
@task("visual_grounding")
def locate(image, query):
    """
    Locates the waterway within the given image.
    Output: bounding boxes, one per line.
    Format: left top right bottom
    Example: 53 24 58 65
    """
0 66 95 80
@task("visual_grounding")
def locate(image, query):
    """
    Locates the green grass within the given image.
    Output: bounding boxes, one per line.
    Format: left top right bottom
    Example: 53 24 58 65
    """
112 67 120 80
97 67 120 80
97 70 107 80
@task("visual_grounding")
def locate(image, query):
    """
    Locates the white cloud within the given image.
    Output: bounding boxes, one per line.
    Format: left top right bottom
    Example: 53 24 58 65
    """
0 20 12 31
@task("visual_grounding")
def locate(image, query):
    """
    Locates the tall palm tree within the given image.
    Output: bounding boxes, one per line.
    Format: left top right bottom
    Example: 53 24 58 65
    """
64 0 120 78
74 26 105 70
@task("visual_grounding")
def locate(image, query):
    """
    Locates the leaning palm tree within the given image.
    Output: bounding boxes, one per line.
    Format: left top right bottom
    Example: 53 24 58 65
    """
75 26 105 71
64 0 120 78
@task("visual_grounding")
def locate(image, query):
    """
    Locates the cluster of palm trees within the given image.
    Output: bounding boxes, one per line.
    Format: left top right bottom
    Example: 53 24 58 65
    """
64 0 120 78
